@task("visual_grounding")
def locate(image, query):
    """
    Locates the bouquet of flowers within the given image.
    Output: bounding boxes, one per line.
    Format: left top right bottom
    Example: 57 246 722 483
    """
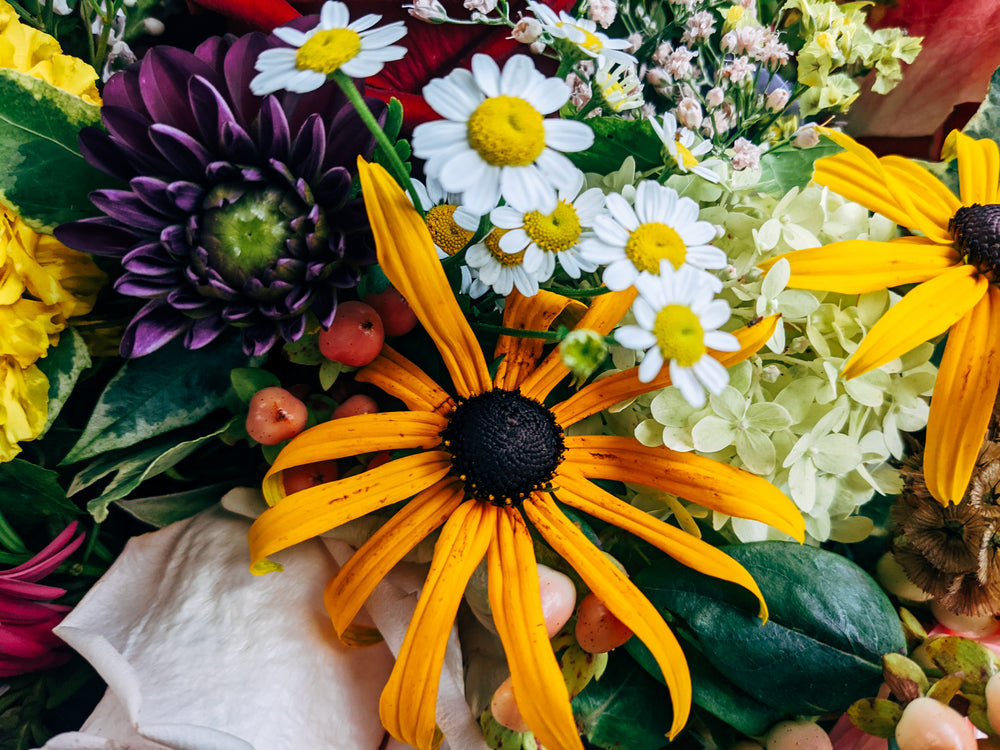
3 0 1000 748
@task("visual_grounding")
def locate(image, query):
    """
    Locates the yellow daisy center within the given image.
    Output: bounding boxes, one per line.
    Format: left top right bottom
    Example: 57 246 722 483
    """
625 222 688 273
467 96 546 167
523 201 582 253
675 142 698 169
653 304 706 367
295 28 362 75
425 205 473 256
484 229 524 267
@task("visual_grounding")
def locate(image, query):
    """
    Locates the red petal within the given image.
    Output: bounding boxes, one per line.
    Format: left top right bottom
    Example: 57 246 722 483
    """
186 0 301 29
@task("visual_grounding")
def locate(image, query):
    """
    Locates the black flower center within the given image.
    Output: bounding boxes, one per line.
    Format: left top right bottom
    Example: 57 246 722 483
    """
441 389 565 507
950 203 1000 278
201 185 299 280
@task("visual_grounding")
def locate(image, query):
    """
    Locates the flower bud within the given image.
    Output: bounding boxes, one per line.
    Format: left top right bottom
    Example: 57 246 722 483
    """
560 329 610 382
792 126 820 149
511 16 543 43
705 87 725 108
676 97 703 129
766 88 789 111
408 0 448 22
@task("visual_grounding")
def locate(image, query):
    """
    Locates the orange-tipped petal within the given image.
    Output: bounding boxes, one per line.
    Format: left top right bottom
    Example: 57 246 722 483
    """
759 239 959 294
519 288 635 401
552 316 777 427
324 478 465 636
380 500 495 750
358 159 492 398
946 130 1000 206
524 494 691 740
842 264 987 380
924 288 1000 504
562 436 805 540
487 508 585 750
554 471 768 619
249 451 452 572
495 289 583 390
357 345 454 415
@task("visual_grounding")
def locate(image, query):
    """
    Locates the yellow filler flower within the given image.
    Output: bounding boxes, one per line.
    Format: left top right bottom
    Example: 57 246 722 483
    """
249 160 804 750
762 127 1000 506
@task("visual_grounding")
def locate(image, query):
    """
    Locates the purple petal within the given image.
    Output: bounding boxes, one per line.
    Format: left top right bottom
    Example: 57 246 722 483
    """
139 46 217 137
189 75 256 163
167 287 214 312
183 315 229 349
278 314 307 342
222 33 271 127
204 161 240 183
311 288 337 328
325 100 382 169
121 243 178 276
90 189 171 233
148 124 213 176
160 224 190 258
79 128 139 182
55 217 139 257
120 300 190 357
103 68 147 113
115 271 183 298
291 113 326 183
221 303 256 322
256 96 290 164
242 324 278 356
314 166 351 207
167 181 204 213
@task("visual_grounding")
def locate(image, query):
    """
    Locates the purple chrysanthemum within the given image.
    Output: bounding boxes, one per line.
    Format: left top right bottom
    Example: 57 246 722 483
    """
57 32 386 357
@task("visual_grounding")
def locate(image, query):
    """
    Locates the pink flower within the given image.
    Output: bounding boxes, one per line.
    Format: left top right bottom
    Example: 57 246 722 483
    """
731 137 761 170
587 0 617 29
0 522 84 677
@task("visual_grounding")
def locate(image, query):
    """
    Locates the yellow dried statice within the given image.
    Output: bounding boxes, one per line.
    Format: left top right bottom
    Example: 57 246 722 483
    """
0 0 105 461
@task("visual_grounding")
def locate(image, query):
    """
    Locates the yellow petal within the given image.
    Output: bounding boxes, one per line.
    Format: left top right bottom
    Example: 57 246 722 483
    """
249 451 452 571
358 159 492 398
924 288 1000 504
524 494 691 740
842 264 988 379
324 478 465 636
552 316 778 427
380 500 495 750
519 288 636 401
554 470 768 619
562 436 805 541
759 239 959 294
357 345 455 415
261 411 449 503
487 508 584 750
878 157 957 245
946 130 1000 205
495 289 583 390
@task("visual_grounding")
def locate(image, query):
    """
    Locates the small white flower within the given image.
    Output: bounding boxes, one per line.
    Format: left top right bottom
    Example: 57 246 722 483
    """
407 0 448 22
465 227 549 298
731 137 762 170
529 2 636 67
412 54 594 216
251 2 407 95
587 0 618 28
491 171 604 283
411 178 484 296
511 16 543 43
615 263 739 405
594 60 643 113
650 113 723 183
43 0 72 14
581 179 726 292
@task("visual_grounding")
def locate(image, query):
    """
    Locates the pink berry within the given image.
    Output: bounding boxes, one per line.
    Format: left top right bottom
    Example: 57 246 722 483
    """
367 450 392 470
363 287 418 337
575 593 633 653
282 460 339 495
537 564 576 638
764 720 832 750
318 301 385 367
246 387 308 445
491 676 530 733
332 394 379 419
895 697 976 750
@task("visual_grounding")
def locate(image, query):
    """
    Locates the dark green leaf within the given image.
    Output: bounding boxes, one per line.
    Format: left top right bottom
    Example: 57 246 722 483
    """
0 68 113 233
571 650 674 750
755 138 842 194
114 482 233 528
566 118 663 174
230 367 281 403
0 459 79 523
634 541 905 716
962 65 1000 144
62 335 249 464
35 327 91 436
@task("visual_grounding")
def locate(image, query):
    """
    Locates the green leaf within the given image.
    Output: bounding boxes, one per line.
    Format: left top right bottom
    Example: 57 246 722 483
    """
566 117 663 175
71 419 236 522
230 367 281 403
755 138 842 194
0 459 79 524
571 651 675 750
634 542 906 716
114 482 233 528
923 636 1000 695
0 68 113 233
62 335 250 464
882 653 929 701
35 327 91 436
560 645 608 698
847 697 902 739
962 65 1000 144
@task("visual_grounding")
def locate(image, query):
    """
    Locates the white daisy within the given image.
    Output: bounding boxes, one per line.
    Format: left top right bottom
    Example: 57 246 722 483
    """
593 60 643 113
490 171 603 283
580 180 726 292
465 228 549 298
649 113 723 183
412 177 486 297
250 1 407 95
528 1 636 67
412 54 594 216
615 263 739 406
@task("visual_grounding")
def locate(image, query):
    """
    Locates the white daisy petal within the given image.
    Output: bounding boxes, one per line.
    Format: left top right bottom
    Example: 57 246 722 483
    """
502 164 556 214
692 356 729 394
500 228 531 253
631 297 657 329
349 13 382 32
579 236 623 264
573 188 606 221
423 72 482 121
322 1 350 27
704 330 740 352
525 77 572 113
491 206 524 229
412 121 469 157
471 54 502 98
678 220 717 246
684 245 728 270
615 325 657 350
638 348 665 383
499 54 537 96
605 192 640 232
460 166 502 215
602 259 638 291
274 27 309 46
671 363 705 408
534 149 582 196
699 299 733 330
543 120 594 154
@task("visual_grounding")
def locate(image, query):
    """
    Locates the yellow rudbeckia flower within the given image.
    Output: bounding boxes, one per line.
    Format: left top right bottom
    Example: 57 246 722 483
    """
762 127 1000 506
249 160 804 750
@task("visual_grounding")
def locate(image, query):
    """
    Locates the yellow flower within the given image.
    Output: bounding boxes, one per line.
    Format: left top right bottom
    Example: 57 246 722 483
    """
249 160 804 750
762 127 1000 506
0 356 48 461
0 0 100 104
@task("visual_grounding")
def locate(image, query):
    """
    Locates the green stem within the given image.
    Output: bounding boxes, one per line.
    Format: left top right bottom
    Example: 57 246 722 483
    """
471 322 564 341
544 284 611 298
331 71 423 216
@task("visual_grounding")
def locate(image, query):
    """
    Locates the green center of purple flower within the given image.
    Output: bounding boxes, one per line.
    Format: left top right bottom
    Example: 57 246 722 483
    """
202 186 298 279
441 389 564 507
950 203 1000 278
